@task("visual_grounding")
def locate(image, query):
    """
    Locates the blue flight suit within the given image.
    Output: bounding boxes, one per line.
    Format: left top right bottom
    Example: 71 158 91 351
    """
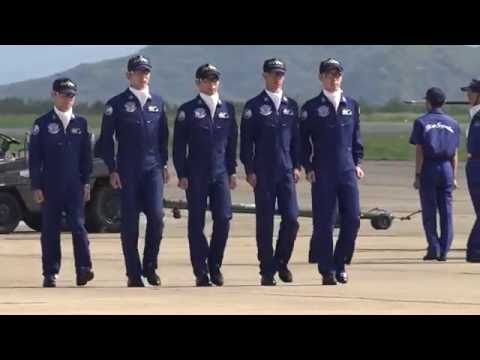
300 92 363 275
410 108 460 258
240 91 300 277
173 96 238 277
466 109 480 260
29 110 93 277
95 89 169 278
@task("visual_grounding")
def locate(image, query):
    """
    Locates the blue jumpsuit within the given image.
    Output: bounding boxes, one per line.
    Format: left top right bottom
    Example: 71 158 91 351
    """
173 96 238 277
240 91 300 277
300 92 363 275
95 89 169 278
29 110 93 277
466 110 480 261
409 108 460 258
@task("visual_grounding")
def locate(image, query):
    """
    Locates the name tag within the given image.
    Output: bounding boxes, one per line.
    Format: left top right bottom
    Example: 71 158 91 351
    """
148 105 160 112
218 112 230 119
71 128 82 135
342 109 353 116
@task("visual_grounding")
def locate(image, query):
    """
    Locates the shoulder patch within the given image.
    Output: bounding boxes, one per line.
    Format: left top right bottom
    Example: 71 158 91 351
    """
177 110 186 122
243 108 252 120
104 105 113 116
32 124 40 136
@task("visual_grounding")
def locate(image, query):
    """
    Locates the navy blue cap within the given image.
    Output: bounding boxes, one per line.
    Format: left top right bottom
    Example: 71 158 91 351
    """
195 64 221 80
461 79 480 93
319 58 343 74
128 55 152 72
425 87 446 105
263 58 286 73
52 78 77 96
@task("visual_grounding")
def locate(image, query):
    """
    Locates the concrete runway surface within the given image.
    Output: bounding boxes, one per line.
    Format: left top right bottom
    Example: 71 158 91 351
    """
1 161 480 314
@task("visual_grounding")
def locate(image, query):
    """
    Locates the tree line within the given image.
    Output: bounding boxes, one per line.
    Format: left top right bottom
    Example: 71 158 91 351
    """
0 97 469 116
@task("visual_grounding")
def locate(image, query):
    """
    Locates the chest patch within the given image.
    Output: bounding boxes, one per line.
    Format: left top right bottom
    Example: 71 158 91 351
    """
48 123 60 135
194 108 207 119
259 104 272 116
317 105 330 118
124 101 137 113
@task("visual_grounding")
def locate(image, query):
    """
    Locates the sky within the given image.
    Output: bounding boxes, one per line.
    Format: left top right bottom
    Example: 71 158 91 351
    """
0 45 146 85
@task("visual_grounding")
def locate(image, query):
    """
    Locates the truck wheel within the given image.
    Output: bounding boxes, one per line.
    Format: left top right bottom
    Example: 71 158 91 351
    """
371 214 393 230
0 192 21 234
86 185 121 233
23 211 42 232
23 211 76 233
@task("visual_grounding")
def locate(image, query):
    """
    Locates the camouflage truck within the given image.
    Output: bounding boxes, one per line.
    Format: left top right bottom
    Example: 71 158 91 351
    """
0 132 120 234
0 132 412 234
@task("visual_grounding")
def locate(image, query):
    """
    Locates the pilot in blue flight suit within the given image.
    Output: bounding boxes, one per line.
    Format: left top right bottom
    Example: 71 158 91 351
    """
29 78 94 288
173 64 238 287
95 55 170 287
410 87 460 262
462 79 480 262
240 58 301 286
300 58 364 286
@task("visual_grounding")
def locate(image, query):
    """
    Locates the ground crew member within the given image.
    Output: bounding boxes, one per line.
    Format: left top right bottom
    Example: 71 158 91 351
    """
409 87 460 261
173 64 238 287
300 58 364 285
462 79 480 262
95 55 169 287
29 78 94 288
240 58 300 286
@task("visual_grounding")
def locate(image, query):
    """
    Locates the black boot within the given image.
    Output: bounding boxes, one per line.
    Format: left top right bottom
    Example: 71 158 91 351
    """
196 274 212 287
43 275 57 288
76 269 94 286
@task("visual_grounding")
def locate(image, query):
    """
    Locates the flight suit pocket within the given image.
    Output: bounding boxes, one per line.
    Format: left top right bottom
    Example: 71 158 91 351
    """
214 118 230 139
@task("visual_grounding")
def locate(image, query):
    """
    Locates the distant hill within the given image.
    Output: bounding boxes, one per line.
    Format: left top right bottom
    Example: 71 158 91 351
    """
0 45 478 106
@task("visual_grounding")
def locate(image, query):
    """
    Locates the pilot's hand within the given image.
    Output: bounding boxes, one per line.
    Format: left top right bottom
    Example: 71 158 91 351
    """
356 166 365 179
163 167 170 184
110 172 122 189
84 184 91 202
229 175 237 190
246 173 257 189
178 177 189 190
306 171 316 184
33 189 45 204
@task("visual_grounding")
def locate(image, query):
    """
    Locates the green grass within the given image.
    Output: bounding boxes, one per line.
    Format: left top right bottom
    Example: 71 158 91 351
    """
0 111 473 129
0 113 104 129
363 133 468 161
362 112 470 124
0 112 471 162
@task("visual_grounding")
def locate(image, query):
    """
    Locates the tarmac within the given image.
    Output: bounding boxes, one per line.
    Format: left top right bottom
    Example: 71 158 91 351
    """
1 161 479 314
